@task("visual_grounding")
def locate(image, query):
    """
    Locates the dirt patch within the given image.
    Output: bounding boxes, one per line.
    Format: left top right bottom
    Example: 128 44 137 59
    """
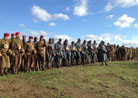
0 78 55 98
93 73 118 79
63 86 96 98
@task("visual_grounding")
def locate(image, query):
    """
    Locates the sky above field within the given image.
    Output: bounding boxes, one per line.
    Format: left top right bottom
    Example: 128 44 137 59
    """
0 0 138 47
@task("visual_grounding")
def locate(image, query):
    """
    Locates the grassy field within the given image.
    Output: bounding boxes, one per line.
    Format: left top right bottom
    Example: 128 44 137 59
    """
0 61 138 98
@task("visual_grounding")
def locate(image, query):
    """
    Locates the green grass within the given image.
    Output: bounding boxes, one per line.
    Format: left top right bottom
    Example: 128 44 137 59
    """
0 61 138 98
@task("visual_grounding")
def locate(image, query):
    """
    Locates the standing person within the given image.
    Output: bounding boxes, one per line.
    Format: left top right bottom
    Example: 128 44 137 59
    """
82 40 88 65
47 38 55 68
51 38 56 67
51 38 55 45
75 38 82 65
112 45 117 61
33 37 39 70
22 35 26 49
11 32 24 74
36 35 48 71
55 39 64 68
120 45 126 61
9 33 16 73
25 36 36 72
92 40 98 63
21 35 26 72
106 43 112 61
0 33 13 76
99 41 108 66
115 45 120 61
63 39 71 66
10 33 16 42
70 41 77 66
34 37 38 45
87 40 93 63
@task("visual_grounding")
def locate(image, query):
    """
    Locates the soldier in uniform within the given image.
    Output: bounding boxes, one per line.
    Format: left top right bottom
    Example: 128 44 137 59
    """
106 43 111 61
22 36 26 47
10 33 16 48
34 37 38 44
10 33 16 73
63 39 71 66
92 40 98 63
115 45 120 61
11 32 24 74
120 45 126 61
75 39 82 65
107 43 114 61
11 33 15 39
126 47 129 61
25 36 36 72
112 45 116 61
33 37 39 70
47 38 55 68
36 35 47 71
70 41 77 66
51 38 55 44
0 33 13 76
82 40 88 65
99 41 108 65
87 40 94 63
55 39 64 68
51 38 56 67
133 48 137 60
21 35 26 72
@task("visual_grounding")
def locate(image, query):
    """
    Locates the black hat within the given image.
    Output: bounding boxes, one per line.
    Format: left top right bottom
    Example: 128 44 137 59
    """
77 38 81 41
34 37 38 39
59 38 62 41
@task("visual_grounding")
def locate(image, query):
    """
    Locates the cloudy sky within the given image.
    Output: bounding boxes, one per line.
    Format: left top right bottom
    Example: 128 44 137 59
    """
0 0 138 47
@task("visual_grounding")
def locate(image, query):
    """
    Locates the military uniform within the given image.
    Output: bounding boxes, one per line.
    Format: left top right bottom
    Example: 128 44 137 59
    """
115 45 120 61
11 32 24 74
36 35 47 70
111 45 115 61
75 39 82 65
0 33 13 75
70 42 77 66
25 36 36 72
9 33 16 73
33 37 39 70
63 40 71 66
99 41 108 65
119 46 126 61
106 44 112 61
92 41 98 63
55 40 64 68
47 39 55 68
21 36 27 72
87 41 94 63
82 41 89 65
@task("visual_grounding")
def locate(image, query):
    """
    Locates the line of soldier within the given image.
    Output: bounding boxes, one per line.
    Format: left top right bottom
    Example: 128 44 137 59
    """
0 32 138 76
106 43 138 61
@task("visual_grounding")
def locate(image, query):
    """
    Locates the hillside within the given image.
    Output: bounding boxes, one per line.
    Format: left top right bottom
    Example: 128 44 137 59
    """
0 61 138 98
